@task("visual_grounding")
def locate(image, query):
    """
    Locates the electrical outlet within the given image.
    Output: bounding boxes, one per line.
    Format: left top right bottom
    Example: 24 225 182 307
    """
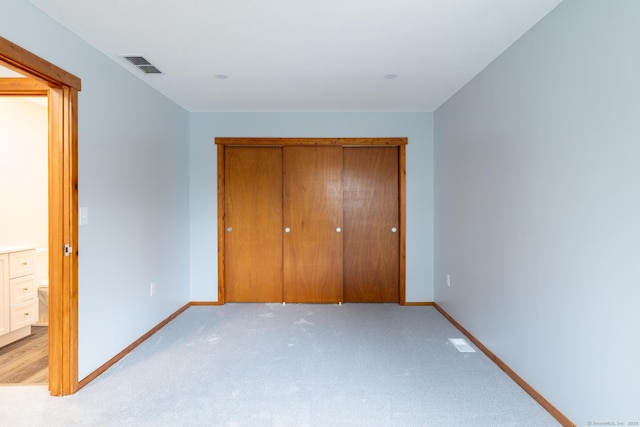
446 274 451 287
150 282 156 296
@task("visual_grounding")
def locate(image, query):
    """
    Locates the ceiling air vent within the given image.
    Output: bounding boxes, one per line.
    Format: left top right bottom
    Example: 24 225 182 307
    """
122 56 162 74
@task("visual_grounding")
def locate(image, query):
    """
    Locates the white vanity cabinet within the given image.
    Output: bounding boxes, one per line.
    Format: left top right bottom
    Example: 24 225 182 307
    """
0 248 38 348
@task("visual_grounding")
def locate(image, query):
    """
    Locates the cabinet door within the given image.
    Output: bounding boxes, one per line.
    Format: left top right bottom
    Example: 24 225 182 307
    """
283 146 343 303
343 147 399 302
225 147 283 302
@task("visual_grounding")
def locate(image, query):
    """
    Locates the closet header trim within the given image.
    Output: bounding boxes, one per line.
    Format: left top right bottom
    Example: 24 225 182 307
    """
215 137 407 147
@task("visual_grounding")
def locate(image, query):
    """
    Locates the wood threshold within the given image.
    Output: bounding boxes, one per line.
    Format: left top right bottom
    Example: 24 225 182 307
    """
433 303 575 427
78 303 191 390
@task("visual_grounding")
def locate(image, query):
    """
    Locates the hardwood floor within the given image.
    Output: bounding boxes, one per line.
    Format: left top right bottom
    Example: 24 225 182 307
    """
0 326 48 384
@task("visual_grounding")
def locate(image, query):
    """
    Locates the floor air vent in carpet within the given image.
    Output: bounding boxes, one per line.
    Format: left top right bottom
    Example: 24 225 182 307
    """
449 337 476 352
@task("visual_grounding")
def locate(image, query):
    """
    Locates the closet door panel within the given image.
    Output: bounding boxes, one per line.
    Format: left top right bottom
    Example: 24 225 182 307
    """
343 147 399 302
225 147 283 302
283 146 343 303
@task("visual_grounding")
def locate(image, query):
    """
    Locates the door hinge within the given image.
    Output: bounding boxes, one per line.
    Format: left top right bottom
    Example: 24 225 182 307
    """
64 244 73 256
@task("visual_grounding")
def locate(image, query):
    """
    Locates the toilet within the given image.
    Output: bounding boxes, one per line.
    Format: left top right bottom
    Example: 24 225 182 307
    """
34 248 49 327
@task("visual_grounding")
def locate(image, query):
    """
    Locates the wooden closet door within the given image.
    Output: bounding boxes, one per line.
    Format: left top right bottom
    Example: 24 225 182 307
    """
225 147 283 302
283 146 343 303
343 147 399 302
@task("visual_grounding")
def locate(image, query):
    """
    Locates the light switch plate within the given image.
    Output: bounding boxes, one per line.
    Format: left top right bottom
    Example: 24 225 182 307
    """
79 207 89 225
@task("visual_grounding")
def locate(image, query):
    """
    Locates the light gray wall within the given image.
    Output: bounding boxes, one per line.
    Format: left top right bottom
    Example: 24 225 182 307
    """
189 113 434 303
434 0 640 422
3 0 191 378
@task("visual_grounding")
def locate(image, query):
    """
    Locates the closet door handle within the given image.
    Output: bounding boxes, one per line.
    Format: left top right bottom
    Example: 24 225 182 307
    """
285 227 291 233
226 227 232 232
391 227 397 233
336 227 341 233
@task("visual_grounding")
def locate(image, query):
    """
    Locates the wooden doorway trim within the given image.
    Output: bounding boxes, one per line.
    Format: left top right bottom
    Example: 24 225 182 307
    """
1 37 81 396
215 137 408 304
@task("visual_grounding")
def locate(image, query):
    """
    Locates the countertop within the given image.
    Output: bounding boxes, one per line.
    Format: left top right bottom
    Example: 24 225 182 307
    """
0 247 35 255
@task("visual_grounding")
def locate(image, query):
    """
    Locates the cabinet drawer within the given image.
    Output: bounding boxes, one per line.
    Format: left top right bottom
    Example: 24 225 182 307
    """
9 250 35 279
10 276 38 304
11 299 38 330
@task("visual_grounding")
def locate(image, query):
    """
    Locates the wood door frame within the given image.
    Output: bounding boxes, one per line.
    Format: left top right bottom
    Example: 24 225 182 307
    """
1 37 81 396
216 137 408 304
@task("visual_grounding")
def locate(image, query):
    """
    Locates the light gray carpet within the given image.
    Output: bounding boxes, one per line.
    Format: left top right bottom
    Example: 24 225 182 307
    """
0 304 559 426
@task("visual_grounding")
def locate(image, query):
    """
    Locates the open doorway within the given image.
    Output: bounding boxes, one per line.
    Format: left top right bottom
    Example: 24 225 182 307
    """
0 37 80 396
0 81 48 384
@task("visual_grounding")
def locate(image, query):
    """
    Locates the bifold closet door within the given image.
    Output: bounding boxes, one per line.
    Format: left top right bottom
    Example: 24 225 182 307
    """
343 147 399 302
283 146 343 303
224 147 283 302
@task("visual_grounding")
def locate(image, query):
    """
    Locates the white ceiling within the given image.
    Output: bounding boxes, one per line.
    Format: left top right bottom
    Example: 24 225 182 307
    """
27 0 563 112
